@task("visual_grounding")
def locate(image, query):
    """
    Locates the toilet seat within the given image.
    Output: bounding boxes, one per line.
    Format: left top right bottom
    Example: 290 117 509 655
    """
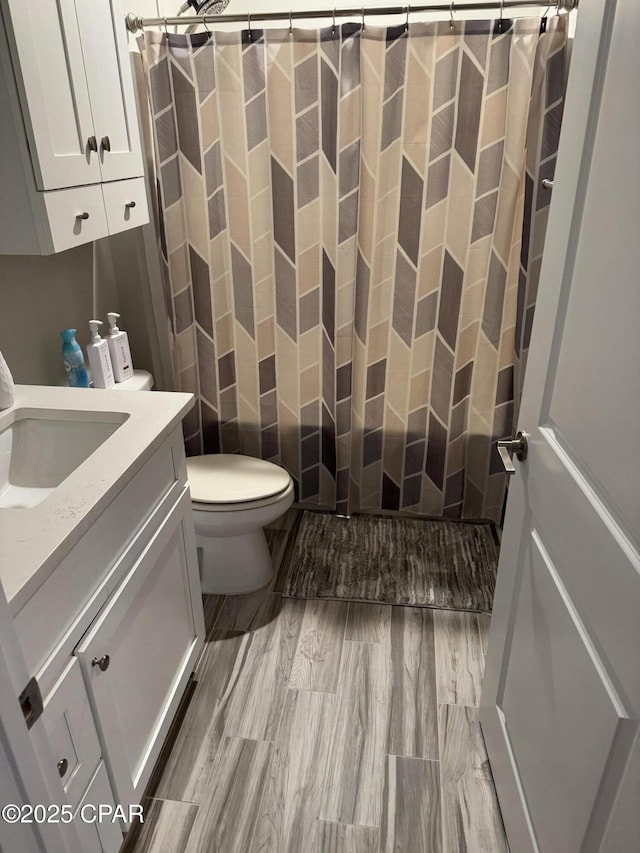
186 453 293 508
191 479 294 513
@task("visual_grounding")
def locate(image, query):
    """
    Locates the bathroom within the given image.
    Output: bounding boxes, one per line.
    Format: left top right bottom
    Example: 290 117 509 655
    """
0 0 637 850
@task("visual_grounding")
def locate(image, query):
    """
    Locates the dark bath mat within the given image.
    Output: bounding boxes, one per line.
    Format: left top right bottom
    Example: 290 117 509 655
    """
281 511 498 613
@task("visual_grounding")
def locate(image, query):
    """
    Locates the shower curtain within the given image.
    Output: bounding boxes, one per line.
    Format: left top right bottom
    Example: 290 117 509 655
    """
140 15 566 523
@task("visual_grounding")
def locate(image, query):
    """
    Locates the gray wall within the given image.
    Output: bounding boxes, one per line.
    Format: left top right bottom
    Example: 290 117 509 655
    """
0 245 99 386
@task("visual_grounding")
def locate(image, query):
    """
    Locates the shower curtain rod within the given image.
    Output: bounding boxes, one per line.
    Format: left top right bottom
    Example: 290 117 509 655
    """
125 0 577 33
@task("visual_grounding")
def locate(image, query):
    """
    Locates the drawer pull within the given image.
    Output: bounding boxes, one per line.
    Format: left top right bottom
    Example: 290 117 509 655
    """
57 758 68 778
87 135 98 153
101 136 111 153
91 654 110 672
76 212 90 221
125 201 136 209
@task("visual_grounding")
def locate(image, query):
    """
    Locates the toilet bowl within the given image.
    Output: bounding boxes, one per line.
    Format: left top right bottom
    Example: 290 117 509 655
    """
187 454 294 594
113 372 293 594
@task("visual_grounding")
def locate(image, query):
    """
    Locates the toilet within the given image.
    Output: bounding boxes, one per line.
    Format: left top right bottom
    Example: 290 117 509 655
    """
187 454 294 594
113 370 294 594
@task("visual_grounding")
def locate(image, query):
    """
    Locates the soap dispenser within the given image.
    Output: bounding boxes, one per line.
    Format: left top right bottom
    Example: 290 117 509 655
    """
106 312 133 383
86 320 115 389
60 329 90 388
0 350 15 409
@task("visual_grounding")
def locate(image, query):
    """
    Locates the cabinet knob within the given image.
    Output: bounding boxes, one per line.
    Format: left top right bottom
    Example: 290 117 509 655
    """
57 758 68 778
125 201 136 209
76 212 90 221
101 136 111 153
87 135 98 153
91 654 110 672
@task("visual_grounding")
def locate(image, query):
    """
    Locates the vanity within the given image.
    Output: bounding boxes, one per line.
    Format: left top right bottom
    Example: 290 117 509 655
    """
0 386 205 852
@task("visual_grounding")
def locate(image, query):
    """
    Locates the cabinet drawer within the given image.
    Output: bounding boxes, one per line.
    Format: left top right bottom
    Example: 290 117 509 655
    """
103 178 149 236
42 658 101 810
43 184 108 252
72 762 122 853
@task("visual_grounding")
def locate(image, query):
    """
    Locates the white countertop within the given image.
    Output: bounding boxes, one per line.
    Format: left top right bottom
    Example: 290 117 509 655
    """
0 385 193 614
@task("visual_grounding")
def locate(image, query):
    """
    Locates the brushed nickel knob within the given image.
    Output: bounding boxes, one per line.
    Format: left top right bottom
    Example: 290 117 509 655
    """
101 136 111 153
91 654 110 672
87 135 98 152
76 212 90 220
57 758 68 777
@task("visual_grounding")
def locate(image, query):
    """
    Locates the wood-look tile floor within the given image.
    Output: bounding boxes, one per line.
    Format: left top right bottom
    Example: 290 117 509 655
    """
125 511 507 853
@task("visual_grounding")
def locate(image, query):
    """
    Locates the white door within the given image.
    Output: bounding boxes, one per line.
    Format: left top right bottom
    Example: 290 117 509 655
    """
480 1 640 851
74 0 144 183
75 492 204 811
2 0 101 190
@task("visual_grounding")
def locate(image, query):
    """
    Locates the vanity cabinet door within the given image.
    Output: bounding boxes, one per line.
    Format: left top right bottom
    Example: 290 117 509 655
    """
72 762 122 853
1 0 101 190
41 658 102 810
74 490 204 810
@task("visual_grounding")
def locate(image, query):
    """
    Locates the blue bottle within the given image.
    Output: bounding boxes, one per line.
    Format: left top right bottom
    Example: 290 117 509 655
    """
61 329 90 388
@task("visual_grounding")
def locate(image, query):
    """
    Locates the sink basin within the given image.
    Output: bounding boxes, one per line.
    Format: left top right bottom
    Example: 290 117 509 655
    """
0 408 129 509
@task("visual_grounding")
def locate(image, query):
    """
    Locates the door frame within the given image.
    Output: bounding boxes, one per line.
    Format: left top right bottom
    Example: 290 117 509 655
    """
0 578 81 853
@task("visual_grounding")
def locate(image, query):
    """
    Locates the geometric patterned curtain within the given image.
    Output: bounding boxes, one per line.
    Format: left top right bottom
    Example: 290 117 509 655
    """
140 15 566 523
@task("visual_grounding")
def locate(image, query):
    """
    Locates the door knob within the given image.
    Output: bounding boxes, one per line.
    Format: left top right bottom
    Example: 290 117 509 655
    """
87 135 98 153
101 136 111 153
497 431 528 474
57 758 68 777
91 654 110 672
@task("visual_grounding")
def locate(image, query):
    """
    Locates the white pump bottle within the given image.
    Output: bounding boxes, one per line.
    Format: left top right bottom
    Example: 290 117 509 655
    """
86 320 115 389
106 312 133 383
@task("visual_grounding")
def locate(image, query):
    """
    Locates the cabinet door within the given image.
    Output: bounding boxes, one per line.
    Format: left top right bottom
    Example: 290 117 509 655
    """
72 762 122 853
75 491 204 809
74 0 144 183
102 177 149 236
41 659 102 810
2 0 101 190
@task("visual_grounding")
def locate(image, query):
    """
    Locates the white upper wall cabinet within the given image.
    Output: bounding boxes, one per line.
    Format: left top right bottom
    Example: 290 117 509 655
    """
3 0 143 189
0 0 148 253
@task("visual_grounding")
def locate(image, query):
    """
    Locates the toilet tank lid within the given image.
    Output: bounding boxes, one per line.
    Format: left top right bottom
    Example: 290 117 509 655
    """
111 369 153 391
186 454 292 504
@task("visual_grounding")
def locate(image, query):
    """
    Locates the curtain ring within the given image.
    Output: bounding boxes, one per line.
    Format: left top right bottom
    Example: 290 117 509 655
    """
289 10 293 35
556 0 562 15
332 8 336 35
163 16 169 36
202 16 211 37
499 0 504 31
405 5 410 33
361 7 365 31
449 1 454 30
247 11 252 41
